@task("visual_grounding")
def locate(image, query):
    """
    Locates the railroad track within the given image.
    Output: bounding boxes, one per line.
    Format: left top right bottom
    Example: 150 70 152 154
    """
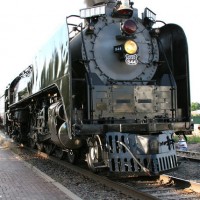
177 150 200 161
1 132 200 200
119 175 200 199
18 146 200 200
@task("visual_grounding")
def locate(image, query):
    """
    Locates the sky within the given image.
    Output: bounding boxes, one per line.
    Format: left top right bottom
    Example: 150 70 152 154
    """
0 0 199 103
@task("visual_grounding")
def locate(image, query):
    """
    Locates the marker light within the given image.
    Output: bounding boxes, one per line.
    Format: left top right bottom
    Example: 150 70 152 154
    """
122 20 137 35
124 40 137 54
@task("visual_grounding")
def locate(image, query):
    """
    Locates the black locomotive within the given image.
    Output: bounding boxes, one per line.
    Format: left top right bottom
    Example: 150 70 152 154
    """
4 0 192 176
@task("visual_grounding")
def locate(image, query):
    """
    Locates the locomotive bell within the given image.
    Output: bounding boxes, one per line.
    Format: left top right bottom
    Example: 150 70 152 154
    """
112 0 133 18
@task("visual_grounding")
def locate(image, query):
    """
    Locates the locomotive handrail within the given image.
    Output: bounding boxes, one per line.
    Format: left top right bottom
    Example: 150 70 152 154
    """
67 23 82 29
66 15 84 40
157 38 177 120
79 22 93 121
66 15 83 29
66 15 80 19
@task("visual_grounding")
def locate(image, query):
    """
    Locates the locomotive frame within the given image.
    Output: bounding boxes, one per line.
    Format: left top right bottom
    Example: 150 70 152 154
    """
4 0 192 176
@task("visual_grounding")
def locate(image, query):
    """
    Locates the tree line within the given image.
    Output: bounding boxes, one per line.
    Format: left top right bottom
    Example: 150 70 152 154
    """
191 102 200 111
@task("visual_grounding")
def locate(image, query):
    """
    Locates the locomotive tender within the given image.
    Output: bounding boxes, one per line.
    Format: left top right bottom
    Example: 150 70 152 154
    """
4 0 192 176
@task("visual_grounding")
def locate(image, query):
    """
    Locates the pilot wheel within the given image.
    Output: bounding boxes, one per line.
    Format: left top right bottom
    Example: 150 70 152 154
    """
86 135 103 172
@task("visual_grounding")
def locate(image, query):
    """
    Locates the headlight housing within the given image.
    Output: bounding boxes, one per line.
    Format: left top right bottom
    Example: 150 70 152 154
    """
124 40 137 54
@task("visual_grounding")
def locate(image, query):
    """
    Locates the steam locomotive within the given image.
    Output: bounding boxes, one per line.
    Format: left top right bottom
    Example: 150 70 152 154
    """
4 0 192 176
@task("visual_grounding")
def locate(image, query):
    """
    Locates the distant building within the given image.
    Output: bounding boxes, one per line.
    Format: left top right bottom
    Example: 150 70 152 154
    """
192 110 200 116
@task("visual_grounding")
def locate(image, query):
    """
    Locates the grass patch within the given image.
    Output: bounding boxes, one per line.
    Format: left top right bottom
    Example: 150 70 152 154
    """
173 135 200 143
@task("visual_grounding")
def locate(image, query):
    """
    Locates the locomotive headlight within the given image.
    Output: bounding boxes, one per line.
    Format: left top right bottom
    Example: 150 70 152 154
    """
114 40 138 64
124 40 137 54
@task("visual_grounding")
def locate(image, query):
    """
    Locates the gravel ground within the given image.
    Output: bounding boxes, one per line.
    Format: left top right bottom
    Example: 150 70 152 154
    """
167 143 200 183
1 131 200 199
0 132 133 200
187 143 200 152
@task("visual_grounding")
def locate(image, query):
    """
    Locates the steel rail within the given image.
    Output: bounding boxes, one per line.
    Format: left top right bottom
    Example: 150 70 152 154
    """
177 150 200 161
36 151 159 200
36 150 200 199
160 174 200 194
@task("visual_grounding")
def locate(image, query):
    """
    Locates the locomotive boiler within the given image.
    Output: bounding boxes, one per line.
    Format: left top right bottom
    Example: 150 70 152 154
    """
4 0 192 176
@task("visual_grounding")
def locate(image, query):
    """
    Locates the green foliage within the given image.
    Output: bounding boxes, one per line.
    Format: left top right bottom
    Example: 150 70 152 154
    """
173 135 200 143
191 102 200 111
187 136 200 143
